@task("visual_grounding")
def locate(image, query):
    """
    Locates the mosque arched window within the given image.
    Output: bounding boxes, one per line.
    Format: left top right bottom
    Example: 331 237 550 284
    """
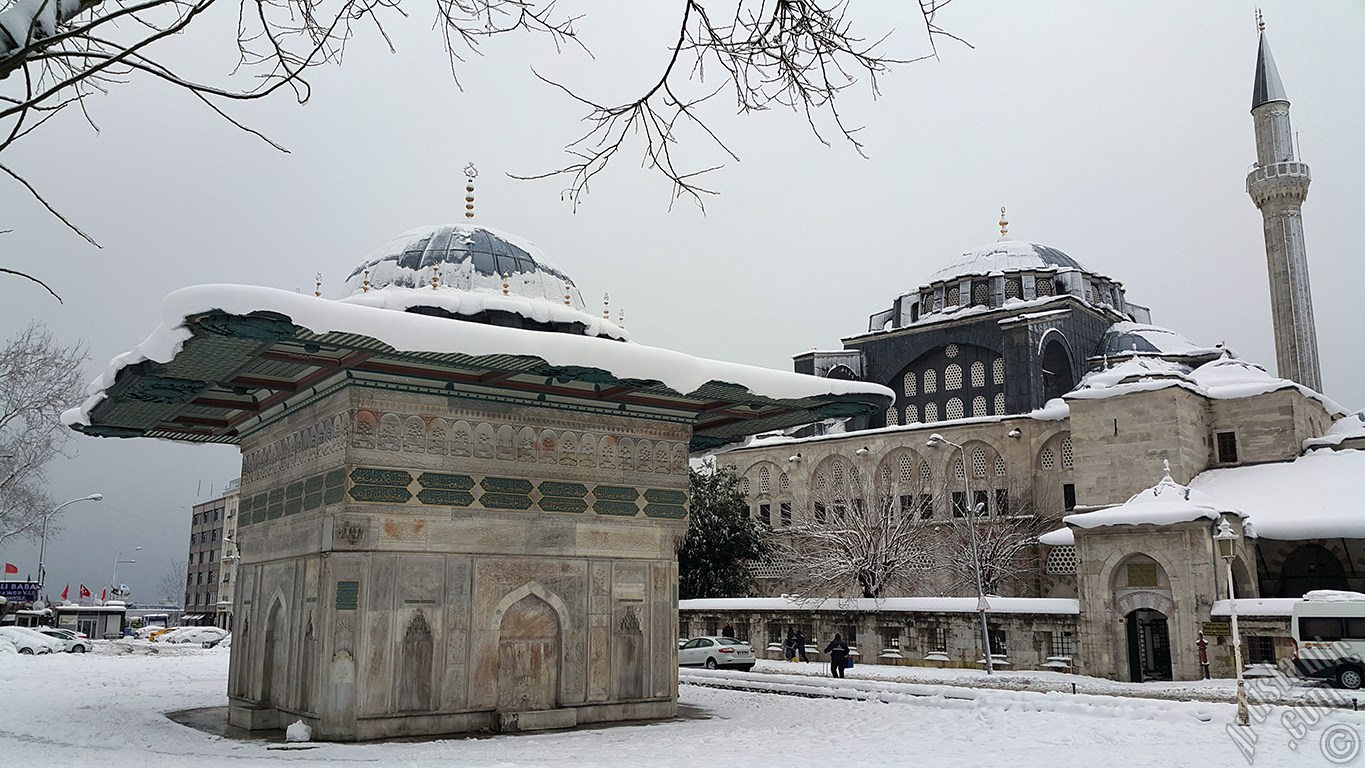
945 344 960 358
1040 449 1056 471
905 404 919 423
953 458 965 480
898 454 915 484
970 361 985 388
779 473 790 493
946 398 964 420
972 396 987 418
1061 436 1074 468
994 393 1006 415
919 460 931 485
972 282 989 306
759 467 771 494
1004 278 1021 301
740 478 751 495
995 455 1007 476
945 364 963 390
903 373 917 397
925 402 938 422
886 407 898 427
971 447 988 478
924 369 938 394
1035 277 1054 297
946 286 960 306
993 358 1005 385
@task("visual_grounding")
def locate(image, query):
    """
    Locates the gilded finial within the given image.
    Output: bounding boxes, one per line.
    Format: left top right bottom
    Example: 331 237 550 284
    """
464 162 478 220
618 308 624 328
431 268 440 290
362 267 370 293
998 207 1009 240
501 270 510 296
564 283 572 306
603 292 610 320
314 272 322 298
1256 8 1264 32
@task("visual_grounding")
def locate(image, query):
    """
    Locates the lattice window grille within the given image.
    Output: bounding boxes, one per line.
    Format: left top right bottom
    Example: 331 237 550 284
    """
994 392 1006 414
909 551 935 570
947 286 961 306
1046 546 1078 575
925 402 938 422
995 455 1007 476
815 472 828 491
971 447 988 478
972 396 987 418
922 293 936 312
740 478 751 495
993 357 1005 385
779 473 790 493
886 407 899 426
831 463 845 485
970 361 985 388
1004 278 1021 300
749 561 792 579
758 467 771 494
1041 449 1056 471
919 461 931 485
953 458 965 479
905 404 919 423
903 373 917 397
1061 436 1075 468
945 343 960 358
1035 277 1054 297
924 369 938 394
973 283 989 306
945 364 963 391
898 454 915 484
946 398 964 420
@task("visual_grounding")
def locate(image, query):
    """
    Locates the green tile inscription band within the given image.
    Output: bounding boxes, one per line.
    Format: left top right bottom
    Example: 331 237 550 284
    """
540 497 588 514
335 580 360 611
350 468 413 487
593 500 640 517
643 488 687 505
417 489 475 507
644 504 687 519
481 477 533 495
538 481 588 498
480 492 534 511
349 485 413 504
418 472 475 491
593 485 639 502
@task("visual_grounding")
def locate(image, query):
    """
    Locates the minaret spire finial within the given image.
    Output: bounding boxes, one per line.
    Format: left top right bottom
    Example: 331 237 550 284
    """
1256 8 1264 32
998 207 1009 241
314 272 322 298
463 162 478 220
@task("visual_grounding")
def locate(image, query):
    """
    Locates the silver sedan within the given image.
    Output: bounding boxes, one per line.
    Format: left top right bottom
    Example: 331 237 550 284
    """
678 636 755 671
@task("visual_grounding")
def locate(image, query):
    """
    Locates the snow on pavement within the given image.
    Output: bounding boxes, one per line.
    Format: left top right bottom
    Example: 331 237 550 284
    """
0 643 1358 767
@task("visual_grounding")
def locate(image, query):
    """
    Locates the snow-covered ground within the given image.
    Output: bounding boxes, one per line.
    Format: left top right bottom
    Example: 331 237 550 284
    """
0 642 1359 766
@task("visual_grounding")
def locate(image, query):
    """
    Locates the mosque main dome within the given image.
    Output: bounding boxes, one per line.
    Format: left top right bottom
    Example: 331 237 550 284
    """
924 240 1086 286
338 222 627 340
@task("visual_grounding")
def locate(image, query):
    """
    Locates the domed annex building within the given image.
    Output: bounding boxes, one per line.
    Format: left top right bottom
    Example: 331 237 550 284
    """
685 29 1365 685
63 214 890 739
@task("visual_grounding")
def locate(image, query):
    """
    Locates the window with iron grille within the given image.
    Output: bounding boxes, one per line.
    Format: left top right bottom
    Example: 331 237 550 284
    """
759 503 771 527
925 402 938 422
972 396 987 417
952 491 967 517
1063 483 1077 510
1217 431 1239 464
779 473 790 492
1247 636 1276 665
971 447 988 477
1040 448 1056 471
973 490 989 516
1004 278 1021 300
768 622 784 645
994 392 1006 414
780 502 792 527
972 282 989 306
919 494 934 519
758 467 771 493
882 626 901 649
988 627 1007 655
905 404 919 423
945 364 963 390
705 618 719 636
927 626 948 653
946 286 960 305
886 407 899 426
679 619 689 639
995 489 1010 516
947 398 964 420
1046 545 1078 574
904 373 917 397
730 622 750 642
924 369 938 393
1050 631 1075 657
970 361 985 388
814 502 827 524
995 455 1006 476
1035 277 1054 296
1061 436 1074 468
946 343 960 358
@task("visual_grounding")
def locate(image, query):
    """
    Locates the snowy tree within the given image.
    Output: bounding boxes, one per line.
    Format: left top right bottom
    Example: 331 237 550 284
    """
154 558 188 606
0 322 87 548
0 1 966 248
677 460 770 600
928 483 1054 598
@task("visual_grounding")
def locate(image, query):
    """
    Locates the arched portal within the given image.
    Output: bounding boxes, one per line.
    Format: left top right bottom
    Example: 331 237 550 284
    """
1041 336 1075 401
496 594 561 713
1125 609 1173 682
1280 544 1348 596
261 599 287 709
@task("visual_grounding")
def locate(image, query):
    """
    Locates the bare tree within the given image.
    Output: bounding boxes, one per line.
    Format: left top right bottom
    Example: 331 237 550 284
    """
154 557 188 605
929 483 1054 598
1 0 967 255
0 322 88 548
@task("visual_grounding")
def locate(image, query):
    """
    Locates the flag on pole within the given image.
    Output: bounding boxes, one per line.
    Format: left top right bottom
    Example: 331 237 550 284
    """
100 588 107 602
79 584 90 598
61 584 69 601
3 562 16 574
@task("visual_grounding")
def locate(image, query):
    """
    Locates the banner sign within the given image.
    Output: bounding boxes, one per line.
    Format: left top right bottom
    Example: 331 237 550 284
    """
0 581 40 602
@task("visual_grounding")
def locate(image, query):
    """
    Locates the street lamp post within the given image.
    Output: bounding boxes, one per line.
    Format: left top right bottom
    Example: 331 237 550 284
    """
37 493 103 593
111 546 142 598
1215 517 1250 727
927 433 994 675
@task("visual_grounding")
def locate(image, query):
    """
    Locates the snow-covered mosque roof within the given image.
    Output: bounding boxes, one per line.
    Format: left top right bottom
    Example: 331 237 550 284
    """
1098 322 1224 359
1190 449 1365 540
924 241 1087 285
1067 353 1348 414
62 284 893 452
1064 468 1241 530
1303 410 1365 452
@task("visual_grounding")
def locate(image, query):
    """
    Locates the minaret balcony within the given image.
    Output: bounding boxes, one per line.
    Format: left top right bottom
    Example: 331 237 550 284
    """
1246 161 1311 205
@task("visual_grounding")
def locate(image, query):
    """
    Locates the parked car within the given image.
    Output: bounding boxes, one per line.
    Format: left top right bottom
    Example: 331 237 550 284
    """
147 627 179 642
37 628 92 653
163 627 228 645
204 633 231 649
0 626 62 655
0 635 18 654
678 636 755 671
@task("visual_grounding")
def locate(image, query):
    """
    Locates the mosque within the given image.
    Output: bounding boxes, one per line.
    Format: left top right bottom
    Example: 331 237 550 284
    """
688 26 1365 684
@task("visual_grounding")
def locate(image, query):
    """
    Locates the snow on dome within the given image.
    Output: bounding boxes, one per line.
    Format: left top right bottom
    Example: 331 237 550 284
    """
1100 322 1221 358
1065 467 1240 530
1070 356 1195 398
1304 410 1365 451
1190 448 1365 540
339 222 628 340
925 241 1084 285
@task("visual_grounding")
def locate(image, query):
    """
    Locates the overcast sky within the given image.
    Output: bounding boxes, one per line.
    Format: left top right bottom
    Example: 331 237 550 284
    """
2 1 1361 604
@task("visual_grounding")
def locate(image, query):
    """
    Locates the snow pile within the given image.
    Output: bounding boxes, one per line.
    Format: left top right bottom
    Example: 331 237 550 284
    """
285 719 312 742
1304 410 1365 451
339 286 628 341
681 595 1079 615
1064 470 1238 530
1302 589 1365 602
1210 598 1299 617
62 285 893 428
1100 322 1222 358
1038 527 1074 546
1190 449 1365 540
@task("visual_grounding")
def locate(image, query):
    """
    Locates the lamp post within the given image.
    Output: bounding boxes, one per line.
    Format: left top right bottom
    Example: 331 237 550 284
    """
927 433 994 674
1215 517 1250 727
37 493 103 592
111 546 142 598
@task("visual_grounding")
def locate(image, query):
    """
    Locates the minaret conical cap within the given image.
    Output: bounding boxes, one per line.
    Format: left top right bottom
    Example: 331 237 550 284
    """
1252 31 1289 110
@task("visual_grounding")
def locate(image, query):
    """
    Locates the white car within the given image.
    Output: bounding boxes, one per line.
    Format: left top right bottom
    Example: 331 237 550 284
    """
0 626 62 655
37 628 92 653
0 635 17 654
678 636 756 671
163 627 228 645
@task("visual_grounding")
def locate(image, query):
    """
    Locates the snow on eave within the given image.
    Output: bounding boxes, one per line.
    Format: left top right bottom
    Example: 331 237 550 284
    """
1038 527 1074 546
679 596 1079 615
338 286 629 341
1189 449 1365 540
62 284 892 428
1210 598 1298 618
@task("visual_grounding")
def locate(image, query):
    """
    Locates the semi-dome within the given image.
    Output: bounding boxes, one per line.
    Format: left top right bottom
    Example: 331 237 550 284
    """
925 240 1084 285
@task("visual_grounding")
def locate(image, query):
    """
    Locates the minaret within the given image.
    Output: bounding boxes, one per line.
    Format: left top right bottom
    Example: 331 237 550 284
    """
1245 18 1322 392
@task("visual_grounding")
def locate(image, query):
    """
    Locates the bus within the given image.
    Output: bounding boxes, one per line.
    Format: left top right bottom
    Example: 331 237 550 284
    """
1291 591 1365 689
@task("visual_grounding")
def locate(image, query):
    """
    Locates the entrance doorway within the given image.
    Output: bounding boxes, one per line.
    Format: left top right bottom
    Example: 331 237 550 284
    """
1125 609 1172 682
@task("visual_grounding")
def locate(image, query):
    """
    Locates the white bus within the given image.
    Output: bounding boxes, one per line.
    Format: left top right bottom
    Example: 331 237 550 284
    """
1291 591 1365 689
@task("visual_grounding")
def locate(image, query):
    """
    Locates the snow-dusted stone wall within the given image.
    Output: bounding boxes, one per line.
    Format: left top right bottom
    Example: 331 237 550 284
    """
227 387 688 740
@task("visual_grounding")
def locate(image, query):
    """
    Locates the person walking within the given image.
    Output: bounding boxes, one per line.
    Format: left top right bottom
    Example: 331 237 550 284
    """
795 630 809 663
784 629 799 663
824 633 849 678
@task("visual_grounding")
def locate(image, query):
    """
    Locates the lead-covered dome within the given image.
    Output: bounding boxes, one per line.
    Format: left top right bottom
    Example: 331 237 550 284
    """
339 223 627 340
925 240 1085 285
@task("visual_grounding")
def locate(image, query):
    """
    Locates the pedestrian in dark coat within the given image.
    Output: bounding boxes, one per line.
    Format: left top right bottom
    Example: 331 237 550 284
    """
784 630 799 662
824 633 850 678
795 630 809 662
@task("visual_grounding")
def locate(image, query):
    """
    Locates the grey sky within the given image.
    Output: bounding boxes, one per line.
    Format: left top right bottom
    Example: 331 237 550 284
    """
2 1 1361 603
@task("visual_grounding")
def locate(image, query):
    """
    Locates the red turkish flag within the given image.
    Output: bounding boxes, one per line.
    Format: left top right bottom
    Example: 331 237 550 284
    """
61 584 69 600
100 588 107 602
3 562 16 574
79 584 90 598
